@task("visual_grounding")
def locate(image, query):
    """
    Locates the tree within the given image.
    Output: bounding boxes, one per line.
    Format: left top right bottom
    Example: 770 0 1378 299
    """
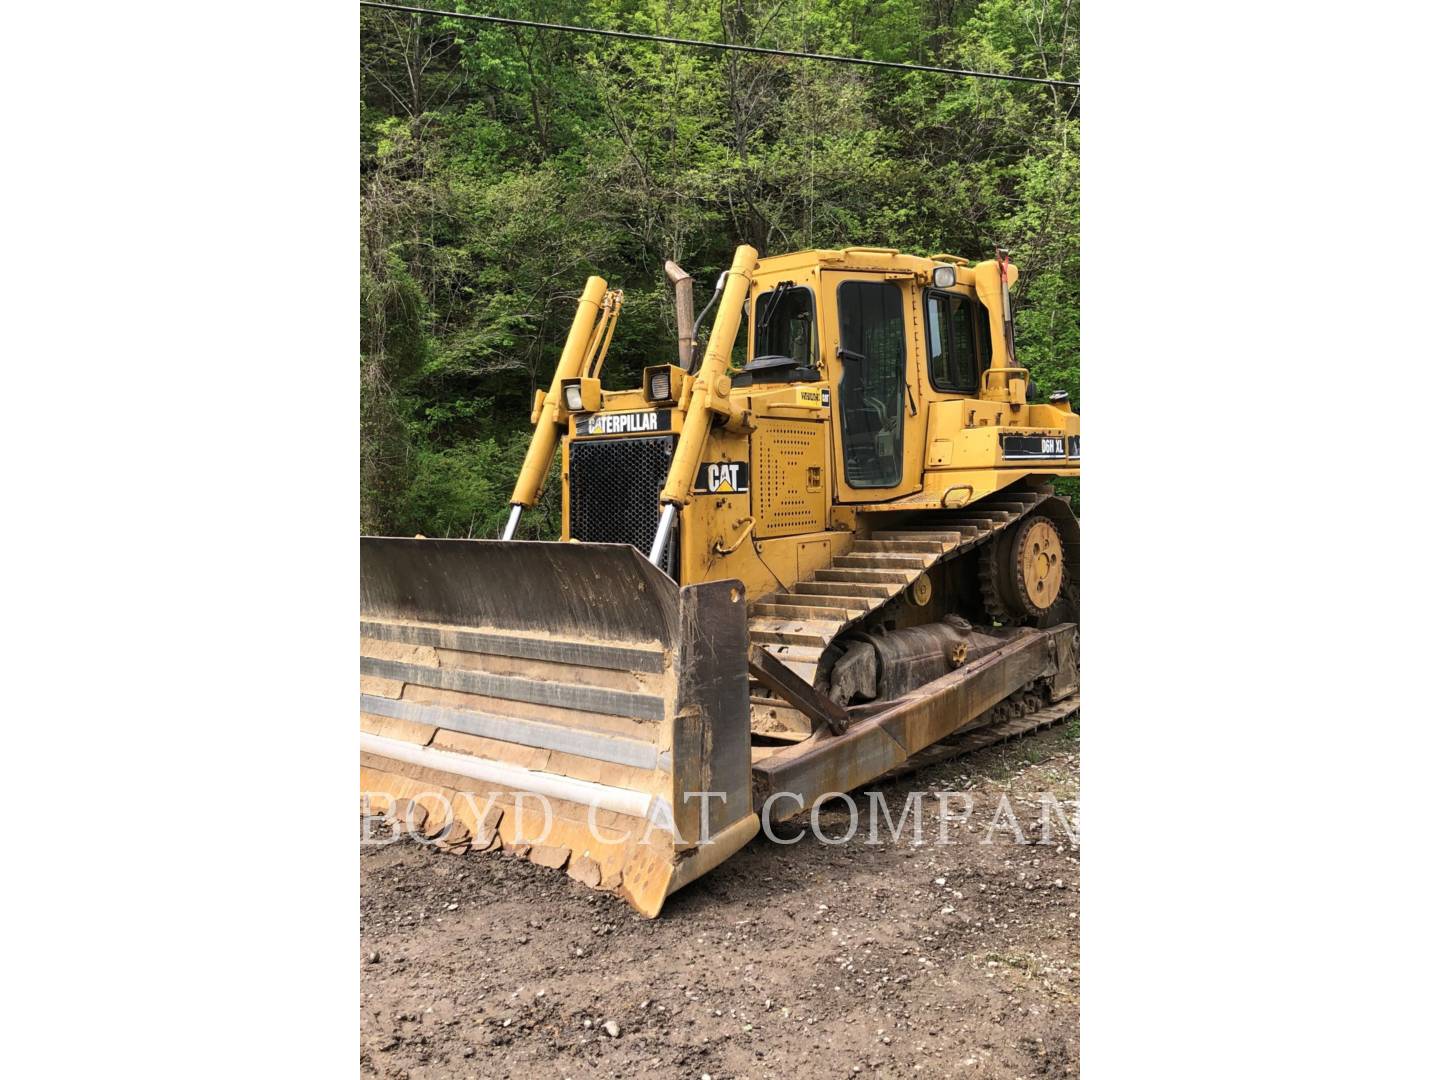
360 0 1081 536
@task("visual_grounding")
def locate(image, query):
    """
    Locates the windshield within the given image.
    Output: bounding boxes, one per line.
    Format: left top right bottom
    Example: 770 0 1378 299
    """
753 284 815 365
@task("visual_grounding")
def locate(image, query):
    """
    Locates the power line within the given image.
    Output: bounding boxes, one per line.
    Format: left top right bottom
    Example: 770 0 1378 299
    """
359 2 1080 90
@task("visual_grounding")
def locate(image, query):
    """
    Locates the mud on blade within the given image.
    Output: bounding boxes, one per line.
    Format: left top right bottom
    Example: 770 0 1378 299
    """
359 537 758 917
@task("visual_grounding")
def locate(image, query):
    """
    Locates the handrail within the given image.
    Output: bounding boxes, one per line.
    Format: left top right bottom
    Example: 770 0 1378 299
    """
713 517 755 556
940 484 974 508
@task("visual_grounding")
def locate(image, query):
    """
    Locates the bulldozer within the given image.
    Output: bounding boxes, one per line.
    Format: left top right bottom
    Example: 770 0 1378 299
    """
360 244 1079 916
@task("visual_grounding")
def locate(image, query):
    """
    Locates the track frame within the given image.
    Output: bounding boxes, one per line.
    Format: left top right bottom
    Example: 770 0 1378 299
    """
751 622 1078 819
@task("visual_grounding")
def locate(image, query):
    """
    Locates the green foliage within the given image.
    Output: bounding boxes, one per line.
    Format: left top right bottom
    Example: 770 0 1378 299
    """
1053 475 1079 516
390 434 562 540
361 0 1079 538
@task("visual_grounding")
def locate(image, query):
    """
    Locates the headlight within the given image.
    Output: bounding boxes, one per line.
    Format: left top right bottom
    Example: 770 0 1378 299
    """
932 264 957 288
648 369 671 402
563 384 584 411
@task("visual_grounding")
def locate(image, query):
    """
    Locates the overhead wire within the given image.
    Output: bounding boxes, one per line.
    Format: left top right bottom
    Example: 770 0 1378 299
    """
358 2 1080 89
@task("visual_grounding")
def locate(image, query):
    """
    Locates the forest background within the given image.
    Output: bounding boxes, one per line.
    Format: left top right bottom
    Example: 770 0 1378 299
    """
361 0 1079 538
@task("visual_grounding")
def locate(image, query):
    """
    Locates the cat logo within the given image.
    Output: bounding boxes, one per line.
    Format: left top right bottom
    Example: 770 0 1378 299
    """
697 460 750 495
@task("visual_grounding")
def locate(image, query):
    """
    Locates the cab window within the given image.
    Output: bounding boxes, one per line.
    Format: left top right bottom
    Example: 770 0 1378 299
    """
837 280 907 488
924 290 979 393
753 284 815 365
976 298 994 372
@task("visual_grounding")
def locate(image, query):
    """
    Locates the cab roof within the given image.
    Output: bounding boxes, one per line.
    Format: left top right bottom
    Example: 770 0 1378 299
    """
754 247 974 277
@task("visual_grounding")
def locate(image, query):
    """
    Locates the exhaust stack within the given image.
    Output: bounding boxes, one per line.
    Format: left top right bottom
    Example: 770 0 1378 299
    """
664 260 696 370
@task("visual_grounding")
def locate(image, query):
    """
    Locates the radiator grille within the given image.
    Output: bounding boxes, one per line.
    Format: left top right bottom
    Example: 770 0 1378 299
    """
568 435 678 578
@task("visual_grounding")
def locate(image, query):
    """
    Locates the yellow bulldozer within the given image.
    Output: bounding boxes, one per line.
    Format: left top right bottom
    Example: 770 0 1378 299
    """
360 244 1079 916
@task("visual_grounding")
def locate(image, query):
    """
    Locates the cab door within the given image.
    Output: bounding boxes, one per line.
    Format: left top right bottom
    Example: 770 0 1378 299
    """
824 272 923 502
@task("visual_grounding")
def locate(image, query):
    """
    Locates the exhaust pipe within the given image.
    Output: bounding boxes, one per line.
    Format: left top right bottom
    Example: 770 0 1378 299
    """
665 260 695 370
995 246 1016 366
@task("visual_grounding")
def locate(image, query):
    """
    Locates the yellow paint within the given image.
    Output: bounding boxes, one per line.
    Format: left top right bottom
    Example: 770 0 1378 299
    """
509 276 608 509
660 245 759 506
540 245 1077 599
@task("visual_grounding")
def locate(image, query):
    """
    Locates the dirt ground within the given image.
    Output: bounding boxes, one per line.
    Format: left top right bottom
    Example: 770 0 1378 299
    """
360 719 1079 1079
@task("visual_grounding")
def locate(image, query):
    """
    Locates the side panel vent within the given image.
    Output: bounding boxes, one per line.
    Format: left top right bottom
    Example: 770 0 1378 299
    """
754 421 826 539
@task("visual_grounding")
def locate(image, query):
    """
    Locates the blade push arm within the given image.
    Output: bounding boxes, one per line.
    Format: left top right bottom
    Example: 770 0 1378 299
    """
502 275 608 538
647 244 759 565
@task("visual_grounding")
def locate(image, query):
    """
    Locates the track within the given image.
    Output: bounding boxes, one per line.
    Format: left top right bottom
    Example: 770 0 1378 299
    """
875 693 1080 784
746 480 1078 736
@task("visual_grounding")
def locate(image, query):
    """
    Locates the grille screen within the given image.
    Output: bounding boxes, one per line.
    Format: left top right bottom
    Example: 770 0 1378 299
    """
569 435 678 578
755 421 826 538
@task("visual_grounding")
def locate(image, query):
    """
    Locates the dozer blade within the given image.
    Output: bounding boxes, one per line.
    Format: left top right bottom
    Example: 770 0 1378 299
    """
359 538 758 917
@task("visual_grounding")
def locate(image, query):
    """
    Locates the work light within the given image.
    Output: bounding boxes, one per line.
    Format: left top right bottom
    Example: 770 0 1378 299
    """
563 384 584 412
932 264 958 288
643 364 683 405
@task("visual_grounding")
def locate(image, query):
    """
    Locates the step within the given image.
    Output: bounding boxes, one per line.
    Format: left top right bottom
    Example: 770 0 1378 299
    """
748 619 837 648
793 580 895 599
851 538 947 555
771 592 877 613
814 567 914 585
944 514 1006 531
775 591 877 612
750 630 831 649
833 553 934 570
750 601 860 622
757 642 824 664
870 528 977 543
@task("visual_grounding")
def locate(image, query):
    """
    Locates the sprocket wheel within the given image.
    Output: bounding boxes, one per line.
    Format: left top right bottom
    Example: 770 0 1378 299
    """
980 513 1066 625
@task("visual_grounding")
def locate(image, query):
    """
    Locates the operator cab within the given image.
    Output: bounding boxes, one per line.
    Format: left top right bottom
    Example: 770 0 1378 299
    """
733 280 820 386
